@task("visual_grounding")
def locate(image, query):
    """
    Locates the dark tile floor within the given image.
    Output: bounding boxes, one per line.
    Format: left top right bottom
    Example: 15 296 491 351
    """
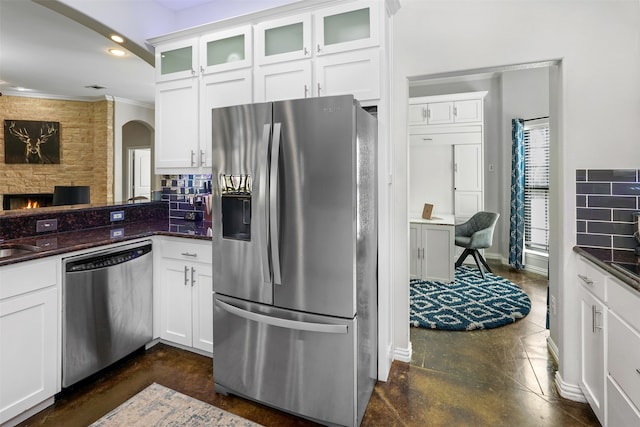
19 263 599 427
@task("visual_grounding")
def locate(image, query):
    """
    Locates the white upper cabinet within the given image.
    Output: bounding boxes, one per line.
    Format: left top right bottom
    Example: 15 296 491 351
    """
408 93 486 129
155 78 200 170
200 26 252 74
156 38 198 82
255 14 312 65
255 61 312 102
316 48 380 100
315 1 379 55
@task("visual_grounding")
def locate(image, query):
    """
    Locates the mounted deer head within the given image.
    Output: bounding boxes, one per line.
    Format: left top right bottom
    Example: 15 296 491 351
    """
7 121 58 163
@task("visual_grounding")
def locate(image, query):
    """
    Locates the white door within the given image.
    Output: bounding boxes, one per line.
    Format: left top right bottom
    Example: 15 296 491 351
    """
130 148 151 199
454 144 482 192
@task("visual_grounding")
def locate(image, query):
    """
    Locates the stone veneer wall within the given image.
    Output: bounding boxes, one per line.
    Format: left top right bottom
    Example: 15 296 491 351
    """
576 169 640 262
0 95 114 207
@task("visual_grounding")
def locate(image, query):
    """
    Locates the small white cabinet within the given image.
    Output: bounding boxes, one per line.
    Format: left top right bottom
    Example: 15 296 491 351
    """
577 257 607 425
157 238 213 353
607 274 640 426
408 98 483 126
154 26 253 174
253 1 380 102
0 259 59 425
410 217 455 282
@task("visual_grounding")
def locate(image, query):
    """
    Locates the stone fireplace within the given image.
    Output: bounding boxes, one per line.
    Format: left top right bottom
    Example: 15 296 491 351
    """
2 193 54 211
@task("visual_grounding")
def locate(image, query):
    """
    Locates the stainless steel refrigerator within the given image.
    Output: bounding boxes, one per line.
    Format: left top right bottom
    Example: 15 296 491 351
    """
211 95 377 427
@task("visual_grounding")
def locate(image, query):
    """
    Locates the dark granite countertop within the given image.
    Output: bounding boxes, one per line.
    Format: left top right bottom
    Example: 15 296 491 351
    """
0 201 212 267
574 246 640 293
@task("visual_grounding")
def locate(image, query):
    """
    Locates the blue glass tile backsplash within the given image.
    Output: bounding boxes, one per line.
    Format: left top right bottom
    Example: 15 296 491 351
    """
576 169 640 261
160 174 212 235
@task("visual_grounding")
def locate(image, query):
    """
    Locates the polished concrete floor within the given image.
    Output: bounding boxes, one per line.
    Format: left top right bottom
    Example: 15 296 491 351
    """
19 263 599 427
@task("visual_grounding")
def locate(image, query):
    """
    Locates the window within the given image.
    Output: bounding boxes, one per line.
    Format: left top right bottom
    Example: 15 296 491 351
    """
524 118 550 253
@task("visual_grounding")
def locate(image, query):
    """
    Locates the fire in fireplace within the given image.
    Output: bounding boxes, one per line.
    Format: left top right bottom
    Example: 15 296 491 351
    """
2 193 54 210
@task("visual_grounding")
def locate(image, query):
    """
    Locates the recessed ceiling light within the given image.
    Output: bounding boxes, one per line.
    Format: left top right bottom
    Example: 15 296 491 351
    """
108 48 126 57
110 34 125 43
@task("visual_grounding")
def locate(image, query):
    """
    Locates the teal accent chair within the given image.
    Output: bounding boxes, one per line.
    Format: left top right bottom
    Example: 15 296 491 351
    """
454 212 500 279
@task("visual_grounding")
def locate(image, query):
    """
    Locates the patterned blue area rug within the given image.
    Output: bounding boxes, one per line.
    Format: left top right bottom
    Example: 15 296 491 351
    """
410 265 531 331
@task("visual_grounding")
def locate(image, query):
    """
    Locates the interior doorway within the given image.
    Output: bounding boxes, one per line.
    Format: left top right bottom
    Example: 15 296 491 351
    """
121 120 154 202
128 148 151 200
405 61 559 339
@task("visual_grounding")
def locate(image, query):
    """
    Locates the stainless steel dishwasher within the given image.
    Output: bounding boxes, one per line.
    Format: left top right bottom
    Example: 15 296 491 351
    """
62 240 153 387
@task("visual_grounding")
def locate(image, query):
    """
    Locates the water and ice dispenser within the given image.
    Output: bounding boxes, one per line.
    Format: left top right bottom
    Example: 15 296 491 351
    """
220 174 251 241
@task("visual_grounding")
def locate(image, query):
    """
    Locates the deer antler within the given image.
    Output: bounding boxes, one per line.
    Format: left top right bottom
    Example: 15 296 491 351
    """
7 121 32 144
37 123 57 144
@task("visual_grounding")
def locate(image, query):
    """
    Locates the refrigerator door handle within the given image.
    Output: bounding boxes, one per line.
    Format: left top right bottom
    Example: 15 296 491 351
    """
260 123 272 286
270 122 282 286
216 299 348 334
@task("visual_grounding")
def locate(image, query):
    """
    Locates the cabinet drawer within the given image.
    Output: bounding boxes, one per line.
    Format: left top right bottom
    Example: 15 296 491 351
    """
608 276 640 332
0 258 57 300
608 312 640 409
608 376 640 427
161 240 212 263
576 256 606 301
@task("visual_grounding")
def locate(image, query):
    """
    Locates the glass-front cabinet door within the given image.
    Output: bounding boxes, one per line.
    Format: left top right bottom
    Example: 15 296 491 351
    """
254 14 312 65
155 38 198 82
200 26 252 74
314 1 379 55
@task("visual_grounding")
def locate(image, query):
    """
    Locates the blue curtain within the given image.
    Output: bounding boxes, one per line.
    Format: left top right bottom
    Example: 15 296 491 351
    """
509 118 525 270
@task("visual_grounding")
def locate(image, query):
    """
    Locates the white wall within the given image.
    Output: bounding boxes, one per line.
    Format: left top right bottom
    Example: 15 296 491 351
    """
392 0 640 397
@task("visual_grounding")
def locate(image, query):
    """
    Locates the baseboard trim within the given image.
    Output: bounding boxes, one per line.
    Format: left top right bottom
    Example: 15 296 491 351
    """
393 342 412 363
547 336 559 364
554 371 587 403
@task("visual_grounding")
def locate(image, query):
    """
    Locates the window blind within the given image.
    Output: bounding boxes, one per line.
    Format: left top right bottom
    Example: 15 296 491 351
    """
524 119 550 253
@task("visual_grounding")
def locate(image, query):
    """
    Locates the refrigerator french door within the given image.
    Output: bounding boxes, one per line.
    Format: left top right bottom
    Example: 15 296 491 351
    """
211 95 377 427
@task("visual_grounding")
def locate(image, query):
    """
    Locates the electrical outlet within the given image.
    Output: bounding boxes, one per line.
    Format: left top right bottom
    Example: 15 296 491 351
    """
110 228 124 239
110 210 125 222
36 219 58 233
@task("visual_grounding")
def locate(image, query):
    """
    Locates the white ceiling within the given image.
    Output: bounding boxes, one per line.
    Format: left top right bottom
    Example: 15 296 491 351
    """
0 0 158 104
0 0 299 105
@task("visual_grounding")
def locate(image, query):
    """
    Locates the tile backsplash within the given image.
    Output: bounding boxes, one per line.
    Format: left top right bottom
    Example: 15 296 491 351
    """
160 174 212 235
576 169 640 262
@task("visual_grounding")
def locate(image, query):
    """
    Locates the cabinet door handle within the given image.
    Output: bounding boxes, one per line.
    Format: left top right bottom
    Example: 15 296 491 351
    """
317 83 321 95
422 107 427 119
191 69 196 76
200 66 204 74
191 267 196 286
426 108 431 119
304 47 309 56
190 150 196 167
578 274 594 285
181 252 197 257
200 150 206 166
304 84 308 98
317 44 321 53
453 106 458 117
184 266 189 286
592 305 603 332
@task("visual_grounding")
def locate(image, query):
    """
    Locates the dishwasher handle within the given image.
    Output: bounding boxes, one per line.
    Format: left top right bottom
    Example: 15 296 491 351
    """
66 244 152 272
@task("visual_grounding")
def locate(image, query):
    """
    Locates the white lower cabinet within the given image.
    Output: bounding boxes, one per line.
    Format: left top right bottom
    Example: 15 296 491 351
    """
578 254 640 426
157 238 213 353
0 259 59 425
607 276 640 426
579 285 606 424
409 220 454 282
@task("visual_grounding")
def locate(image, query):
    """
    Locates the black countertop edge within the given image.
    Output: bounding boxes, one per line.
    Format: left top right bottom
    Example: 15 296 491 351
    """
573 246 640 293
0 225 211 267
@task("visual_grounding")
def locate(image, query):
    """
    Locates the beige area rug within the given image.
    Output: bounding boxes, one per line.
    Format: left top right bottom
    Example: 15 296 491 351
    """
90 383 263 426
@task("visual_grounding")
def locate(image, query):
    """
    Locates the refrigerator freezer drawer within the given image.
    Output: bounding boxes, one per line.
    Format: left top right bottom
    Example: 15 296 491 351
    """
214 295 357 426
